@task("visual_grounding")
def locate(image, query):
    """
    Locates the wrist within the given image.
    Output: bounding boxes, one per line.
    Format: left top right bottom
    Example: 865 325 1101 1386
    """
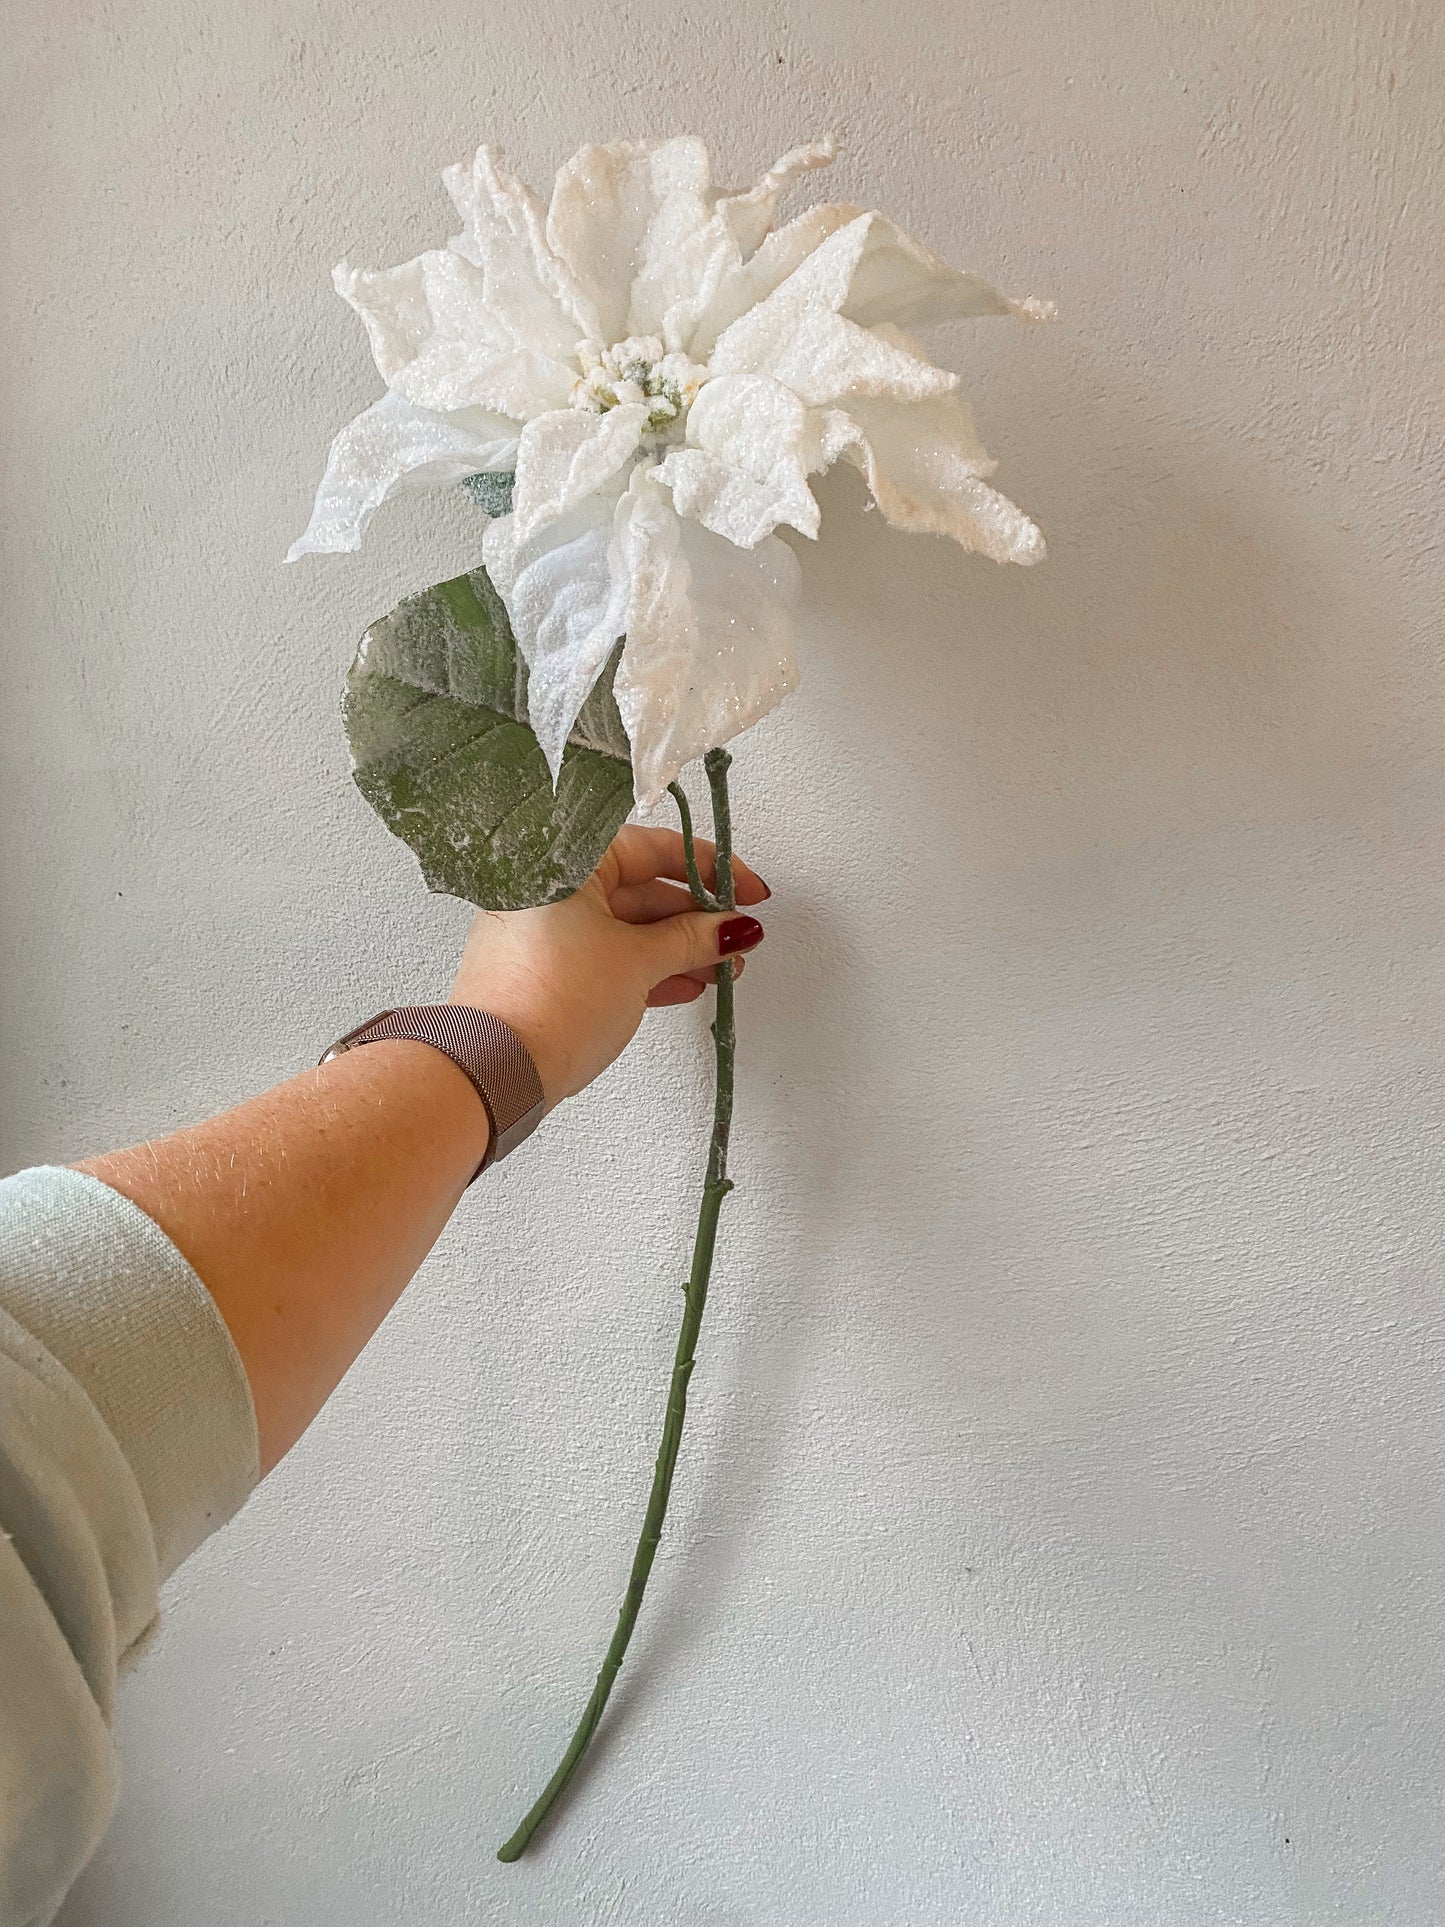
320 1037 492 1179
321 1005 545 1177
445 984 564 1112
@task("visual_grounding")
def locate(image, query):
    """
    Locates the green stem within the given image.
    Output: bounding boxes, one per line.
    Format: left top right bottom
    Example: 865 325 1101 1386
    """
497 749 737 1862
666 780 720 910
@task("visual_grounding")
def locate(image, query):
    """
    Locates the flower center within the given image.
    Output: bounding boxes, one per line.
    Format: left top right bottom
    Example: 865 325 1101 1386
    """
571 336 708 438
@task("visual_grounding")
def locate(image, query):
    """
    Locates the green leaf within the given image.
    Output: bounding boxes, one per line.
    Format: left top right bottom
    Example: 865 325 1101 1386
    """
460 471 515 518
343 567 635 911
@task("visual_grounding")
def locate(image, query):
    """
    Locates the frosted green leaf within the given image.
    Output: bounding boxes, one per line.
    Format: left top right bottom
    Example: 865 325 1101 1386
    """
343 567 634 910
461 470 516 517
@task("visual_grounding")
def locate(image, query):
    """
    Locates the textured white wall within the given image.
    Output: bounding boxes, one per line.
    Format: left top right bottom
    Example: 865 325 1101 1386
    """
5 2 1444 1921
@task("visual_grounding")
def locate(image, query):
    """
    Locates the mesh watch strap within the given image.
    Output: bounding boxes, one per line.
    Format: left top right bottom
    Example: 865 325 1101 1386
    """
319 1005 546 1181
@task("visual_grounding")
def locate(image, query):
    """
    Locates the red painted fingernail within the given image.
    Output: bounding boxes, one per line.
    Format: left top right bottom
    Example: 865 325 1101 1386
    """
717 915 764 956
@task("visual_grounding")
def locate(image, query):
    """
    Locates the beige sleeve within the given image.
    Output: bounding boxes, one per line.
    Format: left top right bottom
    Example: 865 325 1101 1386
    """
0 1167 259 1927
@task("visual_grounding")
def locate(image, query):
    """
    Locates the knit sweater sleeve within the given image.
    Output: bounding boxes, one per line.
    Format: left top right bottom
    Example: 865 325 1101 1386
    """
0 1166 259 1927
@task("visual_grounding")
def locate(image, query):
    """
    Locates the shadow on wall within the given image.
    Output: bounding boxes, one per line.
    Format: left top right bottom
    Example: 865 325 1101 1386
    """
572 361 1417 1759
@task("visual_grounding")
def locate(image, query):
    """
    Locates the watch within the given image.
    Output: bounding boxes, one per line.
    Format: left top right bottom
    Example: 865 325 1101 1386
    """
319 1004 546 1182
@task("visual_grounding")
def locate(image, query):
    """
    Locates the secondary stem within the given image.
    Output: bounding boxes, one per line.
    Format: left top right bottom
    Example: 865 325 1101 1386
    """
666 779 720 910
496 747 738 1861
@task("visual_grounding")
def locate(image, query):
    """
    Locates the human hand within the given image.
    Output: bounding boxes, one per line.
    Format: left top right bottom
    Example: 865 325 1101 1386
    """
448 826 769 1107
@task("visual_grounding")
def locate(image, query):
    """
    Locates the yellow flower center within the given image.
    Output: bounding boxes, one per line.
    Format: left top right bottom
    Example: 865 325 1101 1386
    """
571 337 708 437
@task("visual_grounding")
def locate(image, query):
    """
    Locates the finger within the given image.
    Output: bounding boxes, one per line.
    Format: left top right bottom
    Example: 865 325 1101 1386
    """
643 946 748 1004
611 878 696 925
676 953 748 988
634 908 764 989
645 940 752 1004
608 825 697 888
730 864 770 908
606 824 769 903
614 877 768 927
646 976 708 1007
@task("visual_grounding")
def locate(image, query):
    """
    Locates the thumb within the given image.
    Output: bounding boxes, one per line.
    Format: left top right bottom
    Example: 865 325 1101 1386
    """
634 909 765 988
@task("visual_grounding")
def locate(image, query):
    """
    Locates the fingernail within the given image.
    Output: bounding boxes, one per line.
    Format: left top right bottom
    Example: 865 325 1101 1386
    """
717 915 764 956
756 877 772 900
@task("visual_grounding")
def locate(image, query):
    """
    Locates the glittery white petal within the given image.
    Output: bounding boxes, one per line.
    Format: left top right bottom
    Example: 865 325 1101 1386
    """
442 145 598 356
707 210 1035 382
653 138 840 353
546 138 716 348
510 404 652 544
654 374 819 546
393 345 575 421
823 392 1045 564
834 213 1035 330
334 252 574 420
685 204 861 357
711 137 838 259
657 447 818 551
729 308 960 408
483 489 632 781
333 253 500 380
612 470 802 804
547 137 841 358
625 146 722 342
287 390 519 561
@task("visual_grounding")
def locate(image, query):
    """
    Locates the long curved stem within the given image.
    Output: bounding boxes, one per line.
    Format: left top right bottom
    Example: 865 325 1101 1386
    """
666 779 721 910
497 747 737 1861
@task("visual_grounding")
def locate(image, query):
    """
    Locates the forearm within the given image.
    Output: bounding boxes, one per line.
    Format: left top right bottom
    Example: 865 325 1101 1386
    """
72 827 762 1483
79 1040 489 1474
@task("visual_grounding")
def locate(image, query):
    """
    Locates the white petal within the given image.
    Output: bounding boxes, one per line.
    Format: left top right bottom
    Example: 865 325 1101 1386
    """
684 373 808 472
625 149 721 342
335 250 573 420
836 213 1034 330
712 136 838 259
684 204 861 357
708 210 1034 377
332 256 469 383
613 471 801 804
650 139 839 353
546 138 715 346
483 490 631 781
657 448 820 550
442 145 598 355
654 373 819 545
333 251 506 372
392 344 575 420
510 404 650 544
287 390 519 560
715 299 957 409
647 215 744 354
824 393 1045 564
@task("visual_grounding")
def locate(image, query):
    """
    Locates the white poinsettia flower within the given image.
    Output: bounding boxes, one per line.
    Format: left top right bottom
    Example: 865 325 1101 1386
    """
289 135 1049 803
